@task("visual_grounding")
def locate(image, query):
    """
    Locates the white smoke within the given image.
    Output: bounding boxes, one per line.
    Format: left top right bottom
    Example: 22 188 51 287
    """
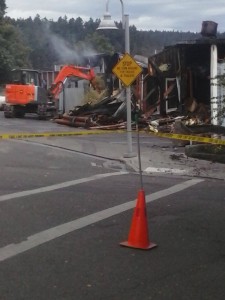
43 21 97 65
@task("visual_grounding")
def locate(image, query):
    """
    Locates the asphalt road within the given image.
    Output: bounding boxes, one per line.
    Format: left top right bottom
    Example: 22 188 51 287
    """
0 114 225 300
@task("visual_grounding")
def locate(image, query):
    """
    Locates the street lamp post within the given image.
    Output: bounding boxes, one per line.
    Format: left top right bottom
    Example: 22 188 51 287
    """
97 0 135 158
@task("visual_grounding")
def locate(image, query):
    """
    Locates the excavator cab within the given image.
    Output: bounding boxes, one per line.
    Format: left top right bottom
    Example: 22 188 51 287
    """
10 69 41 86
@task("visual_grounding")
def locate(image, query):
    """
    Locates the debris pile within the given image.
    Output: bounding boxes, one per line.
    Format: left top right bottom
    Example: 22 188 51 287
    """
54 90 130 130
54 87 225 149
184 98 211 125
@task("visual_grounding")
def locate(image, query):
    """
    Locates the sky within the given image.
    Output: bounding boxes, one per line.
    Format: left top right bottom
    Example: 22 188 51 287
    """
5 0 225 33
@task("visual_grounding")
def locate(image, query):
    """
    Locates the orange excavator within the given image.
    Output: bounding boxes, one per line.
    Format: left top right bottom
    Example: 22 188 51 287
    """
48 65 97 101
4 65 97 119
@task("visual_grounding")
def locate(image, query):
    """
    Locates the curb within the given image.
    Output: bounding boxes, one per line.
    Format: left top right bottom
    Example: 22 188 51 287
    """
185 145 225 164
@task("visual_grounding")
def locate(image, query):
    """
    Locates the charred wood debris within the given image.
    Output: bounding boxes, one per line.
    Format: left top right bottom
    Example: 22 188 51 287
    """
54 88 225 144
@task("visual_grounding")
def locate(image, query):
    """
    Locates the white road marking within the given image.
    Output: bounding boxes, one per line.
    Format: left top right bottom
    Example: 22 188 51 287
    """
145 167 187 174
0 178 204 262
0 171 128 203
110 141 170 145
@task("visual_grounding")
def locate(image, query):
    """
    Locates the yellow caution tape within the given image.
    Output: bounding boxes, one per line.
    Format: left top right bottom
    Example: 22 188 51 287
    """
149 131 225 145
0 130 224 146
0 130 117 140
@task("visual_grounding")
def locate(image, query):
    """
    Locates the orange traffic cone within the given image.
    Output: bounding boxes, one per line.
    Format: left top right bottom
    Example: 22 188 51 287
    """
120 189 157 250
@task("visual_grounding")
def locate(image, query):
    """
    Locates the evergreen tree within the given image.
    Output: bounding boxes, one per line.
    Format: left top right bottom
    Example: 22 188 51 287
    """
0 1 31 82
0 0 6 21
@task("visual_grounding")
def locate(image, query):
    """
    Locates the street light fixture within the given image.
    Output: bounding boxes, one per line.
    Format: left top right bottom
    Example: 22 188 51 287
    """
97 0 135 158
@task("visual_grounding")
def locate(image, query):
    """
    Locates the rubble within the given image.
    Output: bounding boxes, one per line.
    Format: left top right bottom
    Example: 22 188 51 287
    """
54 90 224 141
53 82 225 164
54 88 145 130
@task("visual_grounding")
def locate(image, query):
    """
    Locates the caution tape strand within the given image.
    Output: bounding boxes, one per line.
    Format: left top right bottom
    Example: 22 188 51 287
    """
0 130 224 146
150 132 225 145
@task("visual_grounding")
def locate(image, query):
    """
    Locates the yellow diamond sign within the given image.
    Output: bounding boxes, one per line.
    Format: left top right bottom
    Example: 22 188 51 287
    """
112 53 142 87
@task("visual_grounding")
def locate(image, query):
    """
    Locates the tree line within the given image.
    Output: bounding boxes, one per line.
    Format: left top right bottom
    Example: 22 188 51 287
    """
1 0 225 83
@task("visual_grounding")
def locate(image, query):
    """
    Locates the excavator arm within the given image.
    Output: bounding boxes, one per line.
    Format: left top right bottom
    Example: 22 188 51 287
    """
48 65 97 100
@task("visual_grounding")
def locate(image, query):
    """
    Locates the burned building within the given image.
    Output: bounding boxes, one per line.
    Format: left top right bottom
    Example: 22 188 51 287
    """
145 21 225 126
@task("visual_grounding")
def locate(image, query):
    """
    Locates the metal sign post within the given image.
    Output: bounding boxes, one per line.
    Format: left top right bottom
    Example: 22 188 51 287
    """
113 53 142 158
